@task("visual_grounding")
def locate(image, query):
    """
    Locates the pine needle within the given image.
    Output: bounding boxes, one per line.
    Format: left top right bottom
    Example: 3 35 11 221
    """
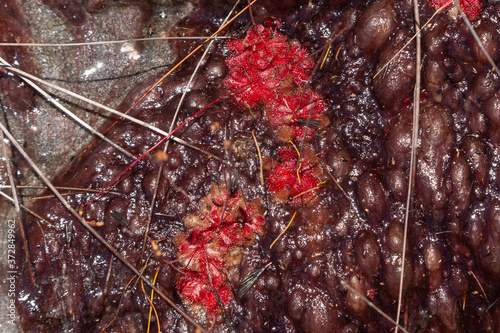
270 211 297 249
238 262 272 297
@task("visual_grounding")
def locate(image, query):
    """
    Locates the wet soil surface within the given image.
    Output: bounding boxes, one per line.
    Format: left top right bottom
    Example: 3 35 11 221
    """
2 0 500 332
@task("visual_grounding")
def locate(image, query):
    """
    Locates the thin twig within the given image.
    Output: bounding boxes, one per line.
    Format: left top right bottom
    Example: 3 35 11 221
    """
1 131 19 212
468 265 489 303
319 160 351 202
238 262 272 297
251 130 264 186
339 276 410 333
320 43 332 70
292 181 326 199
453 0 500 77
174 186 216 225
373 1 451 79
270 211 297 249
395 0 422 331
83 91 233 208
123 0 258 119
142 267 161 333
0 36 229 47
140 0 242 263
0 191 53 226
101 274 138 332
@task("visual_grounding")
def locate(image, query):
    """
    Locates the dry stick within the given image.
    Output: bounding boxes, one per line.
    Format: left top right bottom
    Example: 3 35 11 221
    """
103 256 114 299
394 2 500 330
0 58 137 160
0 130 35 284
453 0 500 77
141 279 161 333
264 7 408 328
101 273 140 332
0 191 52 226
320 43 332 70
12 192 51 272
0 64 213 158
30 193 118 201
0 122 206 333
251 130 264 186
237 262 272 297
0 36 229 47
289 140 302 183
270 211 297 249
0 191 51 259
395 1 422 332
146 267 162 333
0 185 121 196
338 276 410 333
486 297 499 313
1 132 20 212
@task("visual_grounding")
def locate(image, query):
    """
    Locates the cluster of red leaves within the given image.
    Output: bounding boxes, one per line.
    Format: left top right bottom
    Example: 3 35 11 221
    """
176 185 265 315
224 24 327 205
269 91 327 141
430 0 483 20
224 24 327 141
266 146 323 206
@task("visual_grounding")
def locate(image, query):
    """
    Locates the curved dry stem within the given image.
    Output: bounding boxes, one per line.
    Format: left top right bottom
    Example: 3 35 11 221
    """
0 36 229 47
453 0 500 77
395 0 422 332
339 275 410 333
373 1 450 79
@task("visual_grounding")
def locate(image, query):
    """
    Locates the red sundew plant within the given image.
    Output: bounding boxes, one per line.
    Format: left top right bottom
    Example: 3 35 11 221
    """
267 90 328 141
266 146 323 205
430 0 483 20
176 185 265 315
224 24 328 142
225 24 314 107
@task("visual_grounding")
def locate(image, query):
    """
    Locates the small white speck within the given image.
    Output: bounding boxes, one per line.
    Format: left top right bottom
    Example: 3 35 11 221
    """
83 67 96 77
120 43 141 61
